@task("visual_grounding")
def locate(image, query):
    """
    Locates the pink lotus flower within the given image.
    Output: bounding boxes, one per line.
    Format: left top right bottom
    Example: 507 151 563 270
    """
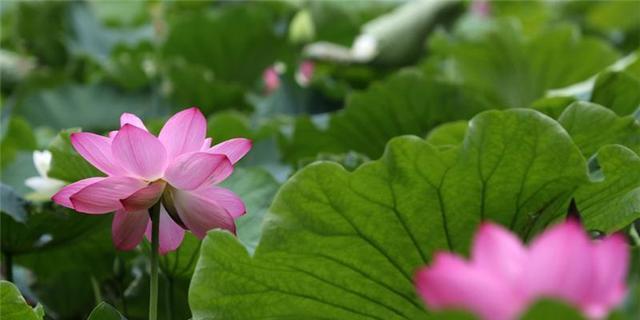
262 61 314 94
471 0 491 18
52 108 252 254
415 220 629 320
263 66 281 94
295 60 314 87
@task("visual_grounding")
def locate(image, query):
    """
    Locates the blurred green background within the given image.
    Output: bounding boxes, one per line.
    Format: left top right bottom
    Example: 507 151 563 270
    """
1 0 639 319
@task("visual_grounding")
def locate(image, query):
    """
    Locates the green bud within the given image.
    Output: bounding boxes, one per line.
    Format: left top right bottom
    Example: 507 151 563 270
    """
289 9 315 44
161 187 186 229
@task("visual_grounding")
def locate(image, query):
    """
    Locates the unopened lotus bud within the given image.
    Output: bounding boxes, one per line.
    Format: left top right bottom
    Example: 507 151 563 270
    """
289 9 315 44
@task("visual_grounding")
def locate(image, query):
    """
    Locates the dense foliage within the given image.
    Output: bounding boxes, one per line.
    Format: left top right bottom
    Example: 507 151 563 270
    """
1 1 639 319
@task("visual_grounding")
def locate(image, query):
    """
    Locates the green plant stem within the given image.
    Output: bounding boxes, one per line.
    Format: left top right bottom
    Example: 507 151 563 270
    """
118 281 129 317
90 276 103 305
3 252 13 282
165 276 174 320
149 202 161 320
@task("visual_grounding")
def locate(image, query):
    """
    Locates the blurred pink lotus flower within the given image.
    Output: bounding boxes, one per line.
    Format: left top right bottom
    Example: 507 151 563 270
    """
415 220 628 320
295 60 314 87
262 60 314 94
471 0 491 18
263 66 280 94
52 108 251 254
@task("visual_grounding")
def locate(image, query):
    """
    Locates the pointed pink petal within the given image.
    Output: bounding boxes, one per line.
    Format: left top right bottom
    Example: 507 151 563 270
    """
415 253 525 320
523 220 593 305
120 181 166 212
108 131 118 140
112 124 168 180
70 176 147 214
70 132 126 176
207 138 252 164
51 177 104 208
205 159 234 185
582 233 629 318
196 186 246 218
158 107 207 160
120 113 148 131
200 138 212 151
112 209 149 251
471 223 527 282
171 188 236 239
164 152 233 190
145 206 185 255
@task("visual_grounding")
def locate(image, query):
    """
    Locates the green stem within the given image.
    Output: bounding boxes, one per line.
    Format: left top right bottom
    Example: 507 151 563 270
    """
149 202 161 320
630 220 640 246
3 252 13 282
118 281 129 317
90 276 103 305
165 276 174 320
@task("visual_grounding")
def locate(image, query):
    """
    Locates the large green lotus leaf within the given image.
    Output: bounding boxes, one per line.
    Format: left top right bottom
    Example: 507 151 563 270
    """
591 70 640 116
295 151 370 173
530 96 577 119
425 121 468 149
439 110 587 241
576 145 640 233
558 102 640 157
0 281 44 320
426 21 619 109
626 52 640 78
327 70 491 158
189 109 588 319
